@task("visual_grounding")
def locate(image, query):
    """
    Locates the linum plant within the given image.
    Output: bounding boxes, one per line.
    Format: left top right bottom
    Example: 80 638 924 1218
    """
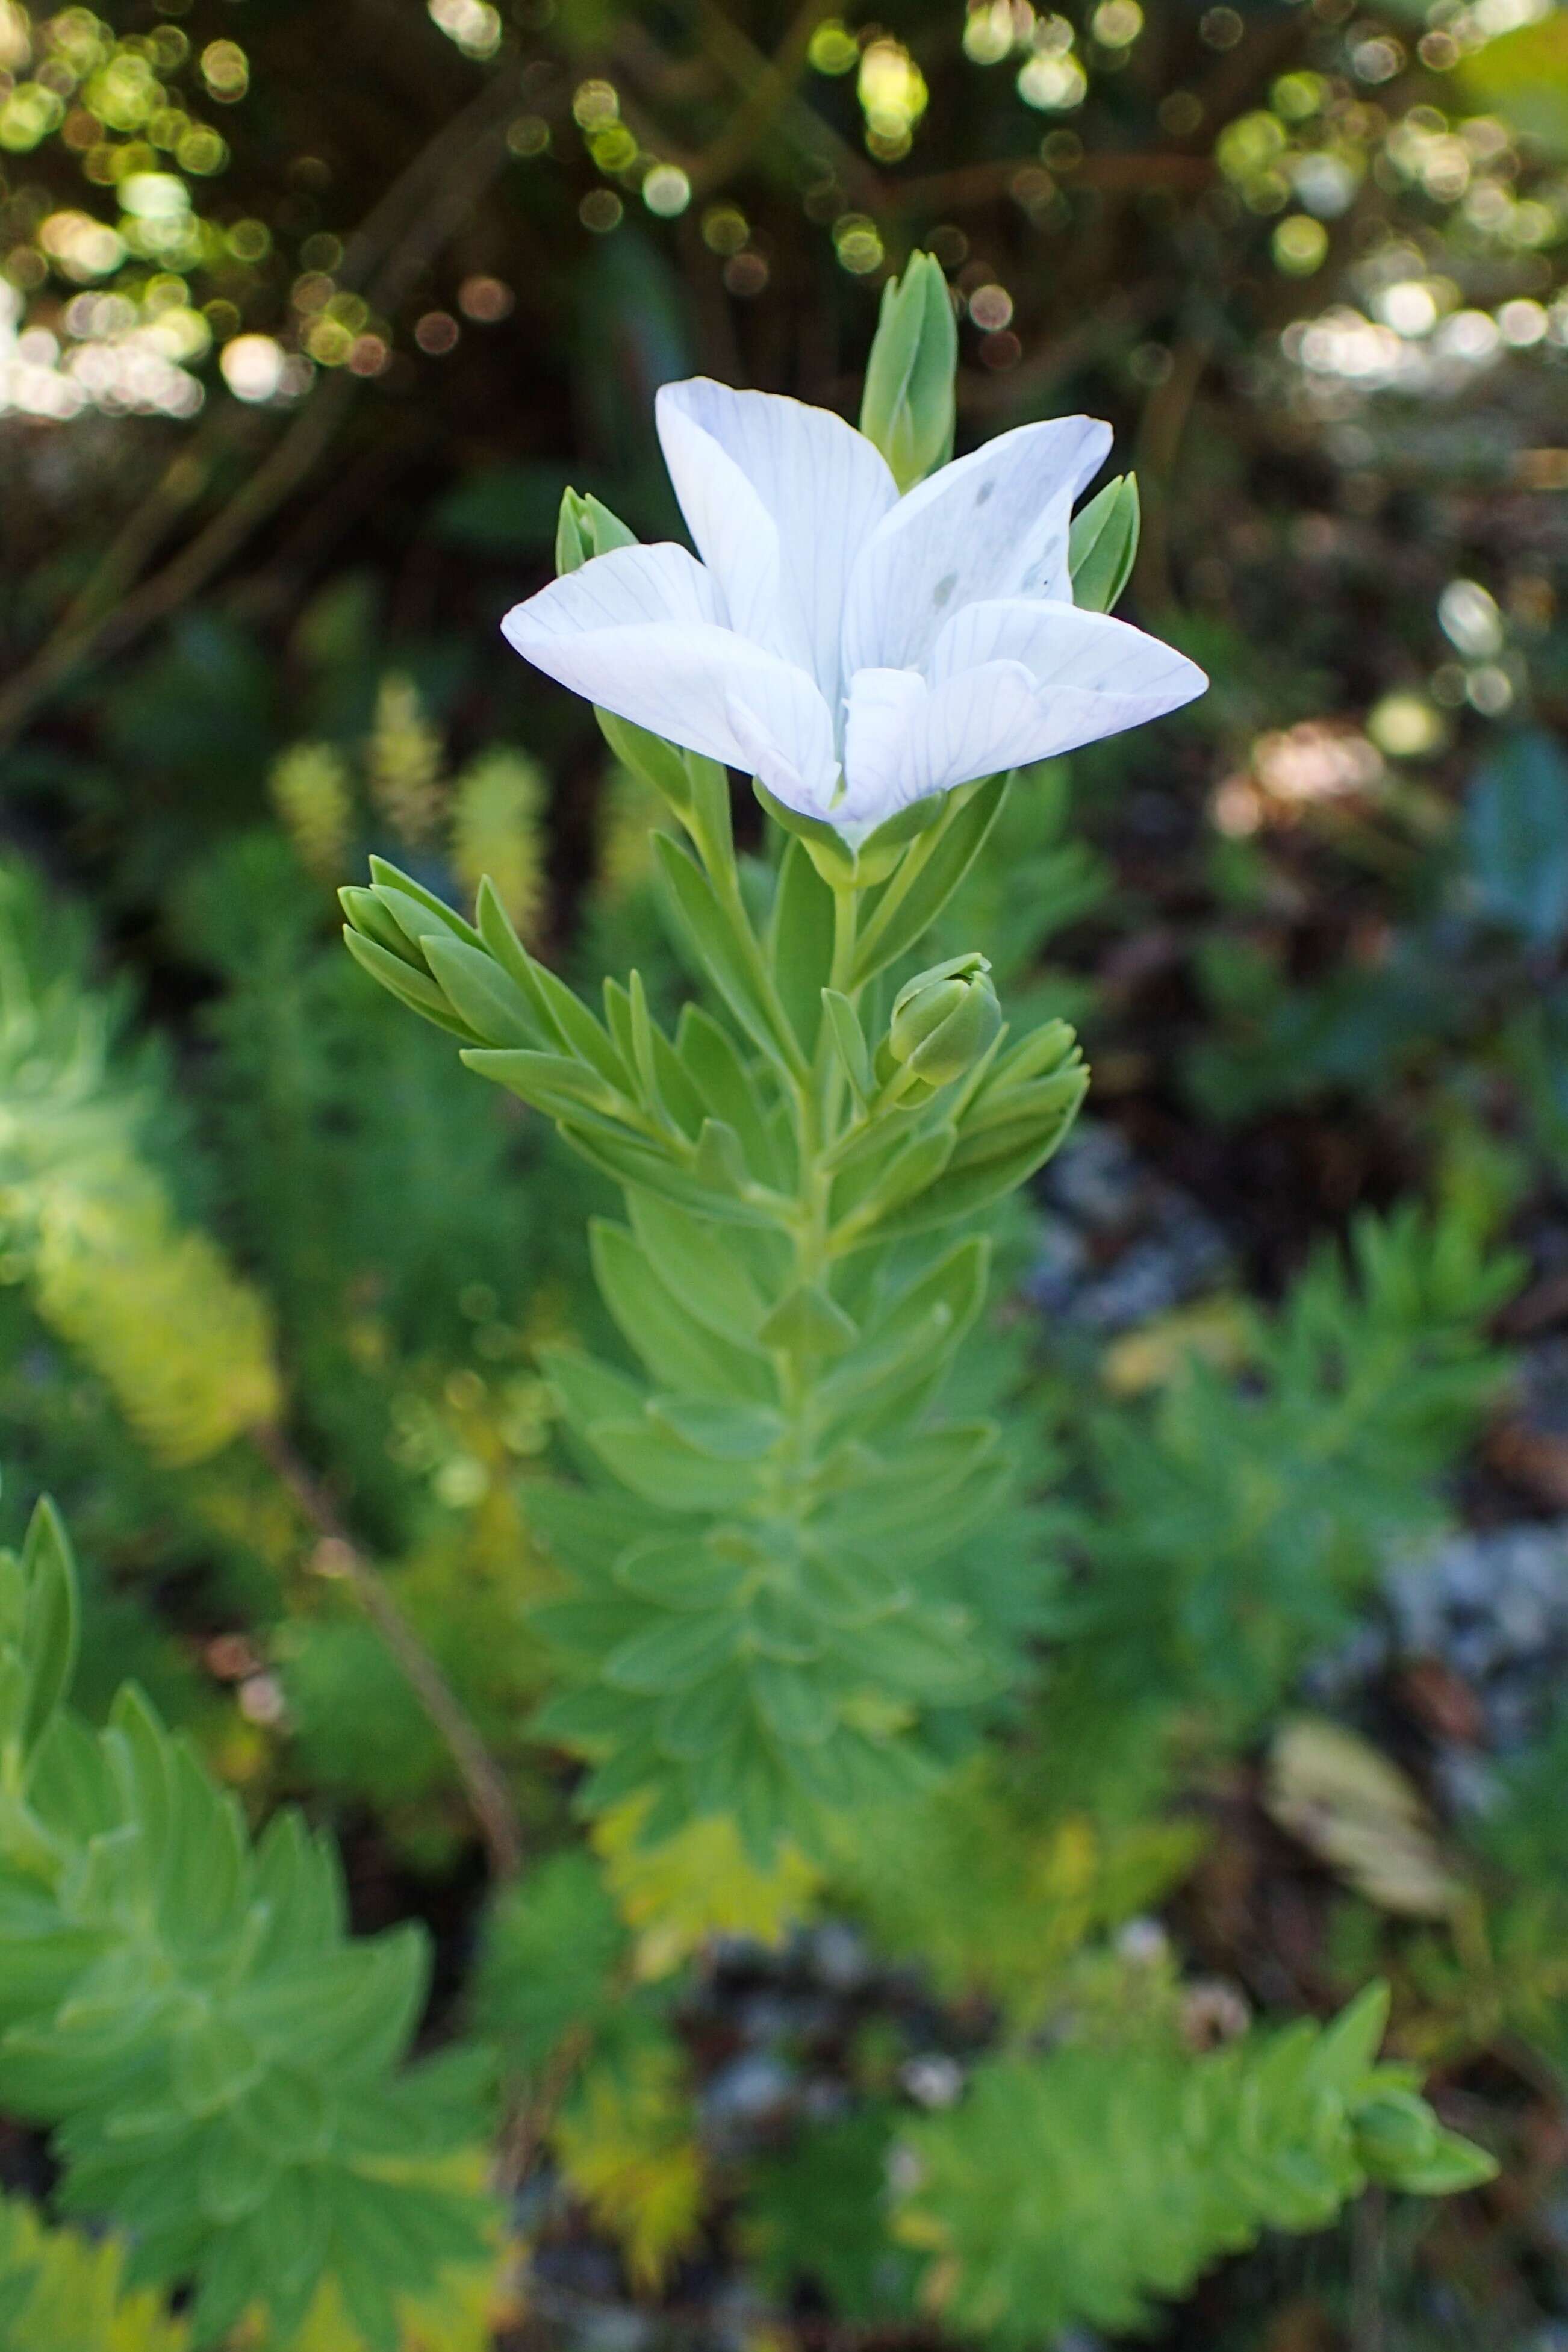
342 255 1204 1858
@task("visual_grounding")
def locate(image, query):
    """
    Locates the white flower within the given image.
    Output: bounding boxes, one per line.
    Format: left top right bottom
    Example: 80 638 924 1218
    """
502 378 1207 842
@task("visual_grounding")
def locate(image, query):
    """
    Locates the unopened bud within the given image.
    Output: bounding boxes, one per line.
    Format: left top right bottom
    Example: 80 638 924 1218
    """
555 487 638 576
859 251 958 494
1353 2092 1440 2176
1068 474 1140 614
888 953 1000 1087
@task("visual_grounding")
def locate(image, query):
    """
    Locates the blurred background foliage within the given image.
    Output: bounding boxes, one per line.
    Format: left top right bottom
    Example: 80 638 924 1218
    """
0 0 1566 2343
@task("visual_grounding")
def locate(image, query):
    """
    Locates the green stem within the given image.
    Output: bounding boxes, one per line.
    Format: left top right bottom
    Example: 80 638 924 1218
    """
850 788 967 979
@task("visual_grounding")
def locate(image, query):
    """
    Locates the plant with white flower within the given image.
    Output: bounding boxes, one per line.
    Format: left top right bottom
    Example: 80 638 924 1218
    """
342 255 1206 1856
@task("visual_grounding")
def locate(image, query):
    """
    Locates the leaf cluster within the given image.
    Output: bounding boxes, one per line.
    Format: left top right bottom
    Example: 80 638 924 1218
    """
0 1499 497 2350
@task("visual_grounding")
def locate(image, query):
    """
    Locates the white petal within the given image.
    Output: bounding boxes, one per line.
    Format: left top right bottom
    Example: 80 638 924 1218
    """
841 661 1044 823
929 598 1208 753
503 582 838 804
656 379 897 707
502 541 720 644
842 415 1113 677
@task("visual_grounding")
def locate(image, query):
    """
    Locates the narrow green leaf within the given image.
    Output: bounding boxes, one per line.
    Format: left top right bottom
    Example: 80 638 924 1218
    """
748 1657 837 1746
822 989 874 1104
596 708 694 814
625 1195 777 1341
647 1397 785 1460
590 1219 776 1398
673 1004 773 1168
654 833 793 1070
343 929 482 1042
20 1496 78 1753
475 876 563 1036
770 836 836 1055
367 857 482 945
851 773 1012 986
591 1421 764 1510
758 1284 859 1359
1068 473 1140 614
338 885 419 963
614 1535 751 1610
460 1047 623 1119
422 935 543 1047
603 1610 741 1696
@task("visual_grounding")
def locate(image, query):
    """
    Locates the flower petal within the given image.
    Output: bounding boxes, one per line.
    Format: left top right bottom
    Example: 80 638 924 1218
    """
842 415 1113 677
841 661 1044 824
503 562 838 804
503 540 721 641
656 378 898 707
929 597 1208 753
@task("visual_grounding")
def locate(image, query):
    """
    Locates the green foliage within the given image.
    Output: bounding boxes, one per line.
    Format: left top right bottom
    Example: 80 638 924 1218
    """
343 806 1087 1857
1461 730 1568 948
471 1849 629 2080
0 2192 187 2352
1060 1201 1519 1748
0 1496 497 2350
897 1987 1495 2345
746 2102 921 2321
0 860 279 1466
833 1759 1206 2024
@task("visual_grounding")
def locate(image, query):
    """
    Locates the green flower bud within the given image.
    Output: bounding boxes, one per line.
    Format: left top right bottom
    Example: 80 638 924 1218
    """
555 487 638 576
1068 474 1141 614
859 250 958 494
888 953 1001 1087
1352 2091 1441 2177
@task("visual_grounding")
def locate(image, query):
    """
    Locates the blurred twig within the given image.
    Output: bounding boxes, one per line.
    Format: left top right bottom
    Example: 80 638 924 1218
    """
898 151 1213 210
685 0 840 195
1131 333 1212 612
0 60 533 750
254 1422 524 1882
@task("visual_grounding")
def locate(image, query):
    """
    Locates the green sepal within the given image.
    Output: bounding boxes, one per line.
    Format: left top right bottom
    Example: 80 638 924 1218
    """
754 780 856 887
851 792 952 887
1068 473 1141 614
